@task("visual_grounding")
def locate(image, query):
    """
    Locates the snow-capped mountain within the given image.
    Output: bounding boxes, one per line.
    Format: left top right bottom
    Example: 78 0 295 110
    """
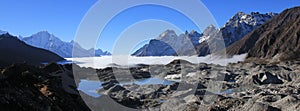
133 12 277 57
21 31 111 58
220 12 277 46
226 7 300 61
132 30 202 56
0 30 8 35
0 33 64 67
197 12 277 56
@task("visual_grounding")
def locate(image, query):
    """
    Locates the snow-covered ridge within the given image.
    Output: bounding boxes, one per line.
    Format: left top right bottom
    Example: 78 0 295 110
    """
20 31 111 58
133 11 277 57
200 12 277 47
225 12 277 27
0 30 8 35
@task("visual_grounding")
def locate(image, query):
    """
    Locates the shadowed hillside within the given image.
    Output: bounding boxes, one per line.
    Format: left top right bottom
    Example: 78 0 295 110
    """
0 34 64 67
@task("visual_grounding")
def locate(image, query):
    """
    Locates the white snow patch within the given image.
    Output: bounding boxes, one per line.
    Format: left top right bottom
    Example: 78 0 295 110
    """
241 15 247 19
165 74 182 80
187 72 197 77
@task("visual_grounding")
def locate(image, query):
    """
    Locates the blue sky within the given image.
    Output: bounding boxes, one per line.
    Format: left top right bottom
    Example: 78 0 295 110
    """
0 0 299 52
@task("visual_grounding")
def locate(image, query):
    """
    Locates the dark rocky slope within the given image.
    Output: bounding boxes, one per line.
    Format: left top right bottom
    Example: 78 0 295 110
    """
227 6 300 61
0 63 90 111
132 39 177 56
0 34 64 67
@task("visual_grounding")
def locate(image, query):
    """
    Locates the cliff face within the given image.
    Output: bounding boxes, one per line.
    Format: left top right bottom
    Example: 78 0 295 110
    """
226 7 300 61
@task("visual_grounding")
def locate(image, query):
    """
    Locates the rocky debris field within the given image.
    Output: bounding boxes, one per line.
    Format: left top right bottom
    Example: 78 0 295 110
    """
93 60 300 111
0 60 299 111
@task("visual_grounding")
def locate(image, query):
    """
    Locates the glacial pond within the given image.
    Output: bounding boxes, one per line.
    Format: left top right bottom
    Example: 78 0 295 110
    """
77 77 176 98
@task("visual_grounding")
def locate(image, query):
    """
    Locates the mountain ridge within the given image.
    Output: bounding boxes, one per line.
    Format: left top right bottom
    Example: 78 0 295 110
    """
132 11 277 57
21 31 111 58
226 6 300 62
132 30 201 56
196 11 277 56
0 33 64 67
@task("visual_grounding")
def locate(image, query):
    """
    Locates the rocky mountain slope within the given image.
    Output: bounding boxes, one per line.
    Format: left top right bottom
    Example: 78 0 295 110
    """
0 34 64 67
0 63 90 110
197 12 277 56
22 31 111 58
132 30 201 56
132 39 177 56
226 6 300 62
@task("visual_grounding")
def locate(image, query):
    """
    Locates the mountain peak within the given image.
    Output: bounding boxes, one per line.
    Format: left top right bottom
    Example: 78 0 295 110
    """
0 33 15 39
226 11 277 27
34 31 52 37
199 25 218 43
27 31 61 45
203 25 217 36
226 6 300 61
220 11 277 46
156 29 177 40
235 12 247 16
38 30 50 33
196 11 277 56
21 31 111 58
0 30 8 35
0 34 64 67
161 29 176 35
189 30 201 35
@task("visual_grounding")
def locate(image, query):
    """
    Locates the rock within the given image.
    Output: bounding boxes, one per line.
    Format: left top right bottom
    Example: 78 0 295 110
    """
184 95 200 104
82 59 300 110
160 98 186 111
240 71 284 85
209 97 244 111
43 62 63 73
272 95 300 111
166 59 194 66
102 79 119 90
252 72 283 85
243 102 281 111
